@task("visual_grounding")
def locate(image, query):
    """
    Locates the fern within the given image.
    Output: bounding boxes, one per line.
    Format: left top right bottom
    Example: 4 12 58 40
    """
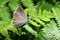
0 20 21 40
36 0 52 11
38 9 54 21
0 0 60 40
21 0 34 8
52 8 60 26
0 5 10 20
0 0 22 40
0 0 9 5
25 8 54 27
23 24 38 37
9 0 19 11
39 20 59 40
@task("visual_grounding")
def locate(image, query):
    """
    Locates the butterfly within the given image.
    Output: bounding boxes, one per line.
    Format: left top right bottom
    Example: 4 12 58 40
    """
13 6 28 27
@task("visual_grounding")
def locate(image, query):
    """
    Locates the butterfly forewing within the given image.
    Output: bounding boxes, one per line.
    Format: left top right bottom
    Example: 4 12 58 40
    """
13 7 28 27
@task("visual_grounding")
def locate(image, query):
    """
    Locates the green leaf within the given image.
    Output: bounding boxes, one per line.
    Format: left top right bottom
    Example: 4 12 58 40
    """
52 8 60 26
23 24 38 37
38 9 54 21
9 0 19 11
41 20 59 40
21 0 34 8
0 0 9 5
0 5 11 20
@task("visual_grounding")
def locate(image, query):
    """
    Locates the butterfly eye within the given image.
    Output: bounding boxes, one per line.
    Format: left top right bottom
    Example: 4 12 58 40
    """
13 6 28 27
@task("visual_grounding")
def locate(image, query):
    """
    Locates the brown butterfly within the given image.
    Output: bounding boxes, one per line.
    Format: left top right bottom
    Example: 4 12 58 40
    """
13 6 28 27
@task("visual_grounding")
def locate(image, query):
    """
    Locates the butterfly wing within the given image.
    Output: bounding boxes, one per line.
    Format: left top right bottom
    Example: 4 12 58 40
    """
13 7 28 27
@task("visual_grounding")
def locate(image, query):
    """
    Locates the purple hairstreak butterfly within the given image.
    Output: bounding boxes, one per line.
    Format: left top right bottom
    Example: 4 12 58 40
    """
13 6 28 27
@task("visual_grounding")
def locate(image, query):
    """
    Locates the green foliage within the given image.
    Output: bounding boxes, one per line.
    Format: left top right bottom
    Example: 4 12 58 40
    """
23 24 38 37
52 8 60 26
0 0 9 5
40 20 59 40
21 0 34 8
9 0 19 11
0 20 21 40
25 7 54 27
0 0 21 40
0 5 10 20
0 0 60 40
